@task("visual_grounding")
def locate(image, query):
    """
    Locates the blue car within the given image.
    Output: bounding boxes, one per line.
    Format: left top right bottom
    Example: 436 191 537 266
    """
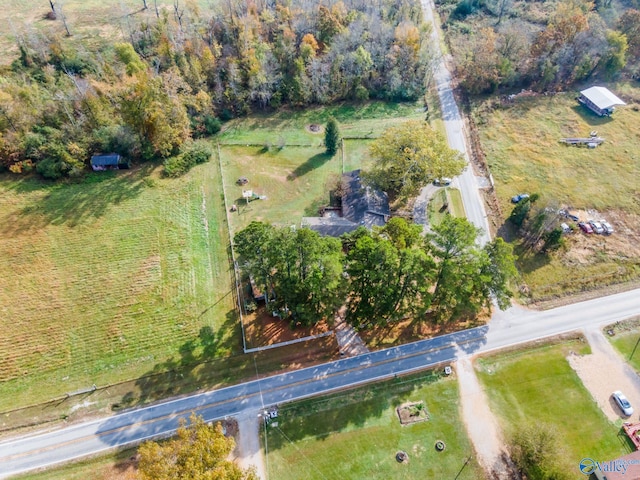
511 193 530 204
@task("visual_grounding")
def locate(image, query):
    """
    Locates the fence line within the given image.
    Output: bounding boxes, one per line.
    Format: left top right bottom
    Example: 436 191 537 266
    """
217 142 248 353
244 331 335 354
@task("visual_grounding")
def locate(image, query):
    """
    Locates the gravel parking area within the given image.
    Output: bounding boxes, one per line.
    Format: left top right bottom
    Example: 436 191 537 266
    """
568 328 640 422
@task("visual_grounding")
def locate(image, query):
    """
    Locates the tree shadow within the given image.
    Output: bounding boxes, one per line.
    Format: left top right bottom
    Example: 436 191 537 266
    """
287 153 332 181
122 309 243 408
513 243 551 274
1 164 156 235
266 370 444 449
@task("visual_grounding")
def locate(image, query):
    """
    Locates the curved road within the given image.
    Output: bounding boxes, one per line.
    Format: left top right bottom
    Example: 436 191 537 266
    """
1 288 639 478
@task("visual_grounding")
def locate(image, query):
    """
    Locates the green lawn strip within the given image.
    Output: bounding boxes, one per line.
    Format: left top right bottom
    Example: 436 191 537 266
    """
0 159 239 411
220 145 342 234
218 101 424 146
477 341 631 477
13 448 138 480
266 373 482 480
427 188 465 227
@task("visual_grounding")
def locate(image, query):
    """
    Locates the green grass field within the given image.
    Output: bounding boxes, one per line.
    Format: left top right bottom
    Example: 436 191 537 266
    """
477 341 631 477
477 87 640 213
475 83 640 300
265 372 483 480
220 145 341 234
218 101 424 146
219 101 427 235
0 160 239 411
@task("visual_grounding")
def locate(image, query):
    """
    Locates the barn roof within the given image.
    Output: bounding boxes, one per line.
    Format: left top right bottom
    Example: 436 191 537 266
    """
90 153 121 166
580 86 626 110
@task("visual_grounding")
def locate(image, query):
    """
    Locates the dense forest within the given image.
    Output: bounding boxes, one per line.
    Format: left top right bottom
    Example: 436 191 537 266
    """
0 0 431 178
437 0 640 94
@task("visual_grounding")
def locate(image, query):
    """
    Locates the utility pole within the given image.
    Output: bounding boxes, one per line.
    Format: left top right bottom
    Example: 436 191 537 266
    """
454 455 472 480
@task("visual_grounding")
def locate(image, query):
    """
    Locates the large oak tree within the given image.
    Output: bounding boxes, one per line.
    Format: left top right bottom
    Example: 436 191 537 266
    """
366 120 465 199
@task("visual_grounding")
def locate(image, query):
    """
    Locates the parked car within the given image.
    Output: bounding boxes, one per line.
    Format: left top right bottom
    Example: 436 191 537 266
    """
511 193 530 203
601 220 614 235
560 223 571 233
433 177 452 186
612 391 634 416
578 222 593 234
589 220 604 234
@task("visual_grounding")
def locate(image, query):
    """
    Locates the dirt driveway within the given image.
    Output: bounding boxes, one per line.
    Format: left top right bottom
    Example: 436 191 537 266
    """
569 328 640 422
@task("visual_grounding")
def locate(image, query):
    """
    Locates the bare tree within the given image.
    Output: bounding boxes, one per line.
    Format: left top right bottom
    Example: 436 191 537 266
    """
142 0 148 9
154 0 159 18
55 1 72 36
174 0 184 29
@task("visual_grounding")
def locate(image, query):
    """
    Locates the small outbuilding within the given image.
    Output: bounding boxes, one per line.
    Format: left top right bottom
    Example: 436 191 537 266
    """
90 153 129 171
578 86 626 117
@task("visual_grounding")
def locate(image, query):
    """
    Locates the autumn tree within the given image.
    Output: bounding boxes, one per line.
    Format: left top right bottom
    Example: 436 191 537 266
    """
324 116 340 156
367 120 465 199
138 414 257 480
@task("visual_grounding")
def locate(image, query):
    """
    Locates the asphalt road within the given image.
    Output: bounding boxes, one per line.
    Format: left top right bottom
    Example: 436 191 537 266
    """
421 0 491 245
1 288 639 478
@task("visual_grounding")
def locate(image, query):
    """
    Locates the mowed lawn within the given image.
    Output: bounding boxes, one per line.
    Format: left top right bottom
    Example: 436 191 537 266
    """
220 146 341 233
219 101 425 235
0 161 239 410
607 324 640 373
218 101 424 146
266 373 483 480
477 342 630 477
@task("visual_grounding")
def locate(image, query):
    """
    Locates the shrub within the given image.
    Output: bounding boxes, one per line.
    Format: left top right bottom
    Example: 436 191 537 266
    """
163 141 213 177
203 115 222 135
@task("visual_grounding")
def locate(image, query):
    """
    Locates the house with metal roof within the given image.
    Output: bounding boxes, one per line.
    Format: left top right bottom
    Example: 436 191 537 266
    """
578 86 626 117
90 153 130 171
301 170 390 237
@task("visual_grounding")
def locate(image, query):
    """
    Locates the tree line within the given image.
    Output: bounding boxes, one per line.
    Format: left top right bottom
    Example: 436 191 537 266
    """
441 0 640 94
0 0 432 178
235 216 517 328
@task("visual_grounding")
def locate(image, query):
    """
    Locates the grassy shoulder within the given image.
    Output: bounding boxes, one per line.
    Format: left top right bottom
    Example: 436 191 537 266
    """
14 448 138 480
0 159 239 411
474 83 640 301
606 318 640 373
427 187 465 226
265 372 483 480
477 340 631 477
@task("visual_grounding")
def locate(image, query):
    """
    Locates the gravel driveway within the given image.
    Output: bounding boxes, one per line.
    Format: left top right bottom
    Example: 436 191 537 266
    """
569 328 640 422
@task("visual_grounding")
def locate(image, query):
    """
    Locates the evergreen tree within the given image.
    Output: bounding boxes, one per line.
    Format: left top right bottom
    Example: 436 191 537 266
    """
324 116 340 156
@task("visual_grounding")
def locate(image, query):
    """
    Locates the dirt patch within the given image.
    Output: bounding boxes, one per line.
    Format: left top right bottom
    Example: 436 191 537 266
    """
359 312 489 350
243 305 332 349
306 124 323 134
396 401 429 425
